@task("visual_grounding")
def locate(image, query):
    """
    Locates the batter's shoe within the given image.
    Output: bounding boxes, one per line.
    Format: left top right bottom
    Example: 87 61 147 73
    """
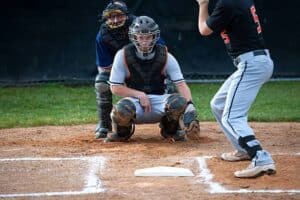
234 162 276 178
221 150 251 162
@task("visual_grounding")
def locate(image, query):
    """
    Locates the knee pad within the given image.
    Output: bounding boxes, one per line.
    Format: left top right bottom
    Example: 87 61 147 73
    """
165 94 187 121
111 98 136 127
110 98 136 140
95 72 112 98
238 135 262 159
95 72 112 104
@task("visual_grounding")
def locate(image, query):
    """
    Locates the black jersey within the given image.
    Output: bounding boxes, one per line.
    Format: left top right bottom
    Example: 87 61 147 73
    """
206 0 265 58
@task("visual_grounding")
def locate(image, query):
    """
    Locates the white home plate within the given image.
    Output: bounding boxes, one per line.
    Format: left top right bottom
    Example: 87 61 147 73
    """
134 166 194 177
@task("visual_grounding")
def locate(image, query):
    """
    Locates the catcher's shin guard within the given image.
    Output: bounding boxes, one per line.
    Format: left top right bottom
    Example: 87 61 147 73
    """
159 94 187 141
105 98 136 142
95 72 113 138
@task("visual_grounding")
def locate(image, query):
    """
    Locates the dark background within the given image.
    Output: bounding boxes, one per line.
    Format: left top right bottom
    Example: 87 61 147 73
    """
0 0 299 84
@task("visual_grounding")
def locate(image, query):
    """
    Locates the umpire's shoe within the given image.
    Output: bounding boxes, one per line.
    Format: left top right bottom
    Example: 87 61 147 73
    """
221 150 250 162
95 122 112 139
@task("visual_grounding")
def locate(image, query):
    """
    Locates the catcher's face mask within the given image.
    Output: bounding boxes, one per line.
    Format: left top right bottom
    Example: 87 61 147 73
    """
133 33 156 54
129 16 160 56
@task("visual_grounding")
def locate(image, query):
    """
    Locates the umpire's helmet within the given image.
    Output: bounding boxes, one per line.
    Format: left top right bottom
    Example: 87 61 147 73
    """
128 16 160 56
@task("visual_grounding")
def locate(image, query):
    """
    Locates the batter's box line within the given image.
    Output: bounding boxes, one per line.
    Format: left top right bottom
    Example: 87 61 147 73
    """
0 156 106 198
196 155 300 194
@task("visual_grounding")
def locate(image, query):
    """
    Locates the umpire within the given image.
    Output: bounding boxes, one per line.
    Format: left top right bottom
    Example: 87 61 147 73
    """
94 1 135 139
195 0 276 178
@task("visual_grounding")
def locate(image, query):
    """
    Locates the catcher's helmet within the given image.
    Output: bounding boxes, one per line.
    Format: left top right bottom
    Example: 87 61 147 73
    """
128 16 160 56
101 0 129 29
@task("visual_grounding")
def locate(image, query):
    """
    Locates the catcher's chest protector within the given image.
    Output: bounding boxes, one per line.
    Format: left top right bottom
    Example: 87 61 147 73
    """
124 44 167 94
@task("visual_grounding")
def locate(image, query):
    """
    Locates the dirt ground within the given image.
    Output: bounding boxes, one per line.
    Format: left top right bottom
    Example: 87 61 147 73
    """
0 122 299 200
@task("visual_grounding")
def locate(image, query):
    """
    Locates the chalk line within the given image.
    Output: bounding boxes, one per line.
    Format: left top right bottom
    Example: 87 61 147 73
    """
196 156 300 194
0 156 106 198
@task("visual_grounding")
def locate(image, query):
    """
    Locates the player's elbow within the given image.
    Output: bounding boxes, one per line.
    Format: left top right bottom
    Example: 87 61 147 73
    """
110 85 119 95
198 23 213 36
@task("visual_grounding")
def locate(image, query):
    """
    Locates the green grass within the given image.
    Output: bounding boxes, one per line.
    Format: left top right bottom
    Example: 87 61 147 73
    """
189 81 300 122
0 81 299 129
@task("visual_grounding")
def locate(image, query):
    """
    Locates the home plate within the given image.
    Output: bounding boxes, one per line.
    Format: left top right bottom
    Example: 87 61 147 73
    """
134 166 194 177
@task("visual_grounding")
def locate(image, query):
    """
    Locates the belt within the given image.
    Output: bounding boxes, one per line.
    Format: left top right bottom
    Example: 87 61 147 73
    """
233 49 267 66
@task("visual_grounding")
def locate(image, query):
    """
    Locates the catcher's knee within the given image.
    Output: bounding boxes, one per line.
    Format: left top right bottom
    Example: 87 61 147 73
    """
109 98 136 141
165 94 187 120
111 98 136 126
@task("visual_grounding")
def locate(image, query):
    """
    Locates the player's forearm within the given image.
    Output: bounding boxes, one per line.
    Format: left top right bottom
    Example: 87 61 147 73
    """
175 82 192 102
110 85 144 99
197 2 213 36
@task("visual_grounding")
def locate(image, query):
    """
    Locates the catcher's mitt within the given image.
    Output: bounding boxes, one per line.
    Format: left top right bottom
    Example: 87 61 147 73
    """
180 102 200 140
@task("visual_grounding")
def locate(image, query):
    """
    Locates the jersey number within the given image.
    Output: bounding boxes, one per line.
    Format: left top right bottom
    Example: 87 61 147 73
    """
250 5 262 34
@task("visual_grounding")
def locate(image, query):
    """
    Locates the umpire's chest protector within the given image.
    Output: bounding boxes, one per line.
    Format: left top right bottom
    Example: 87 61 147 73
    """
100 24 130 55
124 44 167 95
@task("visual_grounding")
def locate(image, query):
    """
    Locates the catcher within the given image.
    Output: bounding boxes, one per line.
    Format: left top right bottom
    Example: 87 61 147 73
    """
106 16 200 142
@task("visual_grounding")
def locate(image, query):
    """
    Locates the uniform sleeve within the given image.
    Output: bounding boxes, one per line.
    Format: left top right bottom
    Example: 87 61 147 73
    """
95 32 114 67
109 49 127 85
206 0 234 33
165 53 185 83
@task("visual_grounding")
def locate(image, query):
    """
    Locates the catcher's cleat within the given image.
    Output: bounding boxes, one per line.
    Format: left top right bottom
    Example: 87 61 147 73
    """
104 132 130 142
95 127 109 139
234 162 276 178
173 130 187 142
221 150 251 162
104 123 135 142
